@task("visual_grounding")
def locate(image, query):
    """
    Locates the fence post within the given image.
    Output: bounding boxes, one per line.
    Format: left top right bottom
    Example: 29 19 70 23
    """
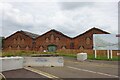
110 50 113 59
107 50 109 59
95 50 97 58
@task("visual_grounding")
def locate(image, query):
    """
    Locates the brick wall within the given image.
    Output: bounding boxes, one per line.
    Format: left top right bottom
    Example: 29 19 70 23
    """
3 32 33 51
3 28 110 52
73 29 109 49
35 30 71 51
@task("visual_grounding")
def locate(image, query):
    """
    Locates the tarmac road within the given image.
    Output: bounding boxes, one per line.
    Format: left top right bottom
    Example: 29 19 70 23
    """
2 69 52 80
2 56 119 79
31 57 119 78
64 58 119 76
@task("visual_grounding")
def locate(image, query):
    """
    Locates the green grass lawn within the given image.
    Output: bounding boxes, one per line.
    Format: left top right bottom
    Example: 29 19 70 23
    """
57 53 76 58
58 53 120 61
1 51 35 57
1 51 120 61
1 78 5 80
88 54 120 61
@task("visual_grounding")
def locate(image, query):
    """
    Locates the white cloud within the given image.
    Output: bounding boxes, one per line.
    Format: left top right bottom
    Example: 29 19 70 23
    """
57 2 118 36
0 2 118 38
3 3 34 26
1 0 120 2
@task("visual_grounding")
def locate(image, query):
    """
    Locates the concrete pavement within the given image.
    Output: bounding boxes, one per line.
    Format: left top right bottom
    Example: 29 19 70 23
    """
30 57 119 78
2 56 119 79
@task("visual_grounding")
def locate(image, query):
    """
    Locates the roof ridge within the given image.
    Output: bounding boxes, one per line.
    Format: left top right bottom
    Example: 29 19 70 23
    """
73 27 109 39
20 30 39 39
20 30 39 35
35 29 72 39
51 29 71 37
4 27 110 40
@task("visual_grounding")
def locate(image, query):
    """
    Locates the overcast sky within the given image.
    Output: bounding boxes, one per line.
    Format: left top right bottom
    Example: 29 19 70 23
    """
0 0 119 37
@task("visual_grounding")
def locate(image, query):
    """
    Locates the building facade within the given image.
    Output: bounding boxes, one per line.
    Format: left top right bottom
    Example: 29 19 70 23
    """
3 31 39 51
3 27 109 52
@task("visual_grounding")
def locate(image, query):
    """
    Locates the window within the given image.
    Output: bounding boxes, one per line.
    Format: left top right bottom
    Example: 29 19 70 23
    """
39 46 43 51
17 45 20 50
32 40 36 45
26 46 29 50
56 37 60 42
62 46 66 49
86 37 91 45
79 46 84 50
13 39 16 44
70 42 74 49
8 46 12 50
17 36 21 44
51 35 54 42
21 39 25 44
46 38 49 43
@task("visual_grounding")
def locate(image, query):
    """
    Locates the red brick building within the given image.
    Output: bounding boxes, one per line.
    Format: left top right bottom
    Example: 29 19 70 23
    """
3 30 39 51
3 27 109 52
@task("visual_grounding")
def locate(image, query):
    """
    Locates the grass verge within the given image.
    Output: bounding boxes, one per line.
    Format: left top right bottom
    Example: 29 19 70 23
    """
1 51 120 61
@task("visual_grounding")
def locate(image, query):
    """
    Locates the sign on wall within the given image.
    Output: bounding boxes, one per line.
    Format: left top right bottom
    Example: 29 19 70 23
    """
93 34 120 50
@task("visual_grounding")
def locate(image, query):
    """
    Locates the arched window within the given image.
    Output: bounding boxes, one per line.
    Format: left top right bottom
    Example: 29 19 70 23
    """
21 38 25 44
8 46 12 50
51 35 54 42
79 46 84 50
62 46 66 49
17 45 20 50
13 38 16 44
46 38 49 43
26 45 29 50
17 36 21 44
86 37 91 45
39 46 43 52
70 42 74 49
56 37 60 42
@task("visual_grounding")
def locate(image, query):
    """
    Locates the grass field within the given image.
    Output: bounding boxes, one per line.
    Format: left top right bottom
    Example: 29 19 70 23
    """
1 51 120 61
58 53 120 61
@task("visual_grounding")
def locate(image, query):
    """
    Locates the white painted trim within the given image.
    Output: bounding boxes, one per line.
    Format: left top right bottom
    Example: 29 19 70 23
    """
107 50 110 59
24 67 62 79
0 73 6 80
67 66 119 78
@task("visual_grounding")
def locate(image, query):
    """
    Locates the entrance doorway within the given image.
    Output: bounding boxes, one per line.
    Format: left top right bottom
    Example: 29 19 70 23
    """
47 45 57 52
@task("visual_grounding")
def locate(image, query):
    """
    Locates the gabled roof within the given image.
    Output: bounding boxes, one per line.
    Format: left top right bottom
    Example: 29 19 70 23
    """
20 30 39 39
73 27 110 39
35 29 72 39
4 30 39 40
4 27 110 40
